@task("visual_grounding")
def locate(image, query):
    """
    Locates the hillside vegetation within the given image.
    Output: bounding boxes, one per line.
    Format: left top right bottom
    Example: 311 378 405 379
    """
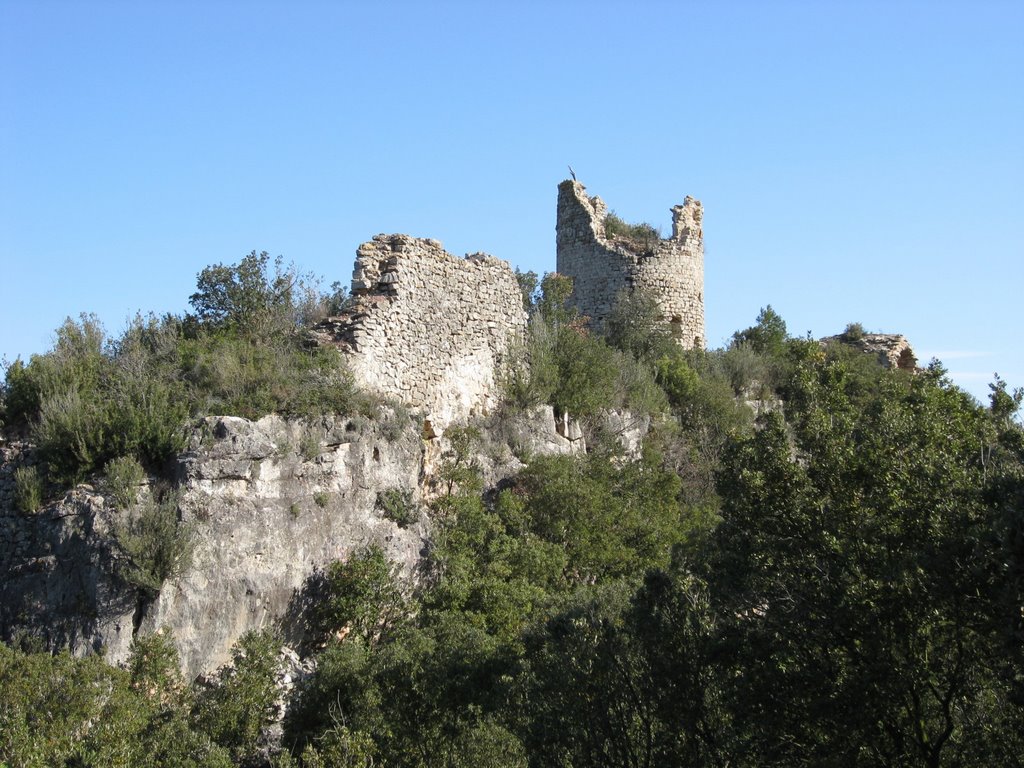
2 257 1023 767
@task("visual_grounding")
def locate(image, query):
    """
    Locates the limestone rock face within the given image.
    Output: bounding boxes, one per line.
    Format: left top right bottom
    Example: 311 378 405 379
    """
146 413 427 678
556 179 705 348
310 234 528 431
0 414 426 679
0 405 597 679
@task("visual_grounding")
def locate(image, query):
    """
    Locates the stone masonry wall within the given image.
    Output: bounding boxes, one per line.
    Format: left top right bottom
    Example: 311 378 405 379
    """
556 180 705 348
311 235 527 428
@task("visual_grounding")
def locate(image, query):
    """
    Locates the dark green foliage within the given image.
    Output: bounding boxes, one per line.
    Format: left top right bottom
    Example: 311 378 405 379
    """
13 465 42 513
513 448 684 584
603 210 661 251
705 359 1024 765
376 488 419 527
423 490 566 643
104 455 145 509
0 639 231 767
112 491 194 596
193 630 282 766
549 324 619 417
307 545 408 648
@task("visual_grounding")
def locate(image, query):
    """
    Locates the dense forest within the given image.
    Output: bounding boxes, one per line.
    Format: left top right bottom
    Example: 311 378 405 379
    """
1 254 1022 767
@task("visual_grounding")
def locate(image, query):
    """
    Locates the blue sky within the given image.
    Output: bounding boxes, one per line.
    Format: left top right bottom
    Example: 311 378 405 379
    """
2 0 1021 404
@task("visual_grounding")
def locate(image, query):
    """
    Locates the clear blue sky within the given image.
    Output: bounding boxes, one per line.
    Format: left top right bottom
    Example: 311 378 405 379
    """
2 0 1021 404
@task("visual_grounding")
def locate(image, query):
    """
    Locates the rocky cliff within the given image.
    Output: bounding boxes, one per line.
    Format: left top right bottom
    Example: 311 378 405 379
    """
0 405 598 679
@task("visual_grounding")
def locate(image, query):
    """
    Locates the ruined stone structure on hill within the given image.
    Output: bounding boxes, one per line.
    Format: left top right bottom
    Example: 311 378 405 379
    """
823 332 919 371
556 179 705 348
310 234 527 429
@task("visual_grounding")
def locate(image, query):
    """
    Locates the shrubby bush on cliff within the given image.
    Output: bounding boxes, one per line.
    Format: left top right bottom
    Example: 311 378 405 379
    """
504 272 668 420
0 252 364 492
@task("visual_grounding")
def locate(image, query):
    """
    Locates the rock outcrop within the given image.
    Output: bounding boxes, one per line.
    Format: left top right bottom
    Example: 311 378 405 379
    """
0 406 590 679
823 332 919 371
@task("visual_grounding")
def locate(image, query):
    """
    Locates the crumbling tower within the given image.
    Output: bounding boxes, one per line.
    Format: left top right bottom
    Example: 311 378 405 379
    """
555 179 705 348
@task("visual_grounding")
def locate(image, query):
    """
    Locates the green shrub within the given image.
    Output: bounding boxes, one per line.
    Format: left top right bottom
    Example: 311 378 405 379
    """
314 491 330 508
113 491 194 595
309 545 407 646
605 290 677 363
378 400 416 442
300 432 321 461
104 455 145 510
193 630 282 764
842 321 866 342
181 335 359 421
603 210 661 250
13 465 42 513
551 326 619 418
731 305 788 355
502 318 558 409
614 349 669 416
721 341 772 396
376 488 418 528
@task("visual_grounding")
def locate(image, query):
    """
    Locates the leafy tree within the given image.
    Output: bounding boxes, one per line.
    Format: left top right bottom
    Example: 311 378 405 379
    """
308 545 408 648
605 291 676 364
193 630 282 765
730 305 787 356
189 251 299 337
709 360 1024 765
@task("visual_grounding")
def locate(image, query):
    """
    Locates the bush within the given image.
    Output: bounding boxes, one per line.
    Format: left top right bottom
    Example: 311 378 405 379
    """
104 455 145 510
309 546 408 647
113 491 194 596
376 488 418 528
181 335 359 421
606 290 677 364
300 432 321 461
841 321 866 342
13 465 42 513
193 630 282 764
550 325 619 418
502 318 558 410
603 210 661 251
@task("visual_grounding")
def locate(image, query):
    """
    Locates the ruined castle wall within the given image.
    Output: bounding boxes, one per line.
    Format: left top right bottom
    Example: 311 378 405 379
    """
556 180 705 348
312 235 527 428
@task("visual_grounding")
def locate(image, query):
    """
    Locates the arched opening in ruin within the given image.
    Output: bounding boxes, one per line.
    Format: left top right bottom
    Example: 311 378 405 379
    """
670 315 683 339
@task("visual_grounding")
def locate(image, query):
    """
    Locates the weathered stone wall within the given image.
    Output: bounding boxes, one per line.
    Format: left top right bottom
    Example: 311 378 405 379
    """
556 179 705 348
822 332 919 371
311 235 527 429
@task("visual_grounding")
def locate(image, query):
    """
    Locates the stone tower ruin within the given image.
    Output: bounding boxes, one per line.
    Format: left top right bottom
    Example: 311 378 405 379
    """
556 179 704 348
